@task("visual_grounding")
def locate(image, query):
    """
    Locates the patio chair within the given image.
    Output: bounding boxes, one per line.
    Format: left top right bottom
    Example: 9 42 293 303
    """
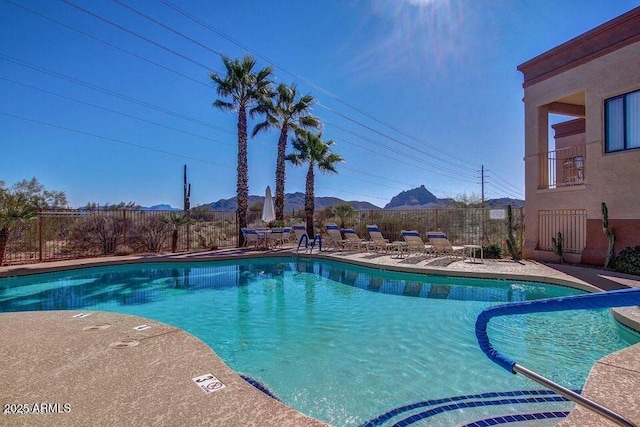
325 223 348 249
341 228 373 251
240 228 260 249
366 225 403 253
426 231 465 258
401 230 435 257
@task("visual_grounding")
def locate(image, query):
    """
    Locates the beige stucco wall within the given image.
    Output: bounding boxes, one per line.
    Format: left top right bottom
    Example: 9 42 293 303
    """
523 41 640 260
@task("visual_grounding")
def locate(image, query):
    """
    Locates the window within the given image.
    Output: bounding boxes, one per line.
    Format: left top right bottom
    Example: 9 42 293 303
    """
605 89 640 152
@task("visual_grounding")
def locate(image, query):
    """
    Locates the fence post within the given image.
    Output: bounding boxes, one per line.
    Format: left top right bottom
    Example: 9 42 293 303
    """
122 210 127 247
519 207 525 255
186 209 190 252
38 210 43 262
435 209 439 230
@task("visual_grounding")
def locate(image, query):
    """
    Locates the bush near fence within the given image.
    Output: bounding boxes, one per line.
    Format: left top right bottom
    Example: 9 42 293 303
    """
2 207 524 266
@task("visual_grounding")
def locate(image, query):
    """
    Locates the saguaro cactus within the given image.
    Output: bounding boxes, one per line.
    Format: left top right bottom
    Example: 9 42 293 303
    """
183 164 191 211
601 202 615 269
551 231 564 263
505 205 521 261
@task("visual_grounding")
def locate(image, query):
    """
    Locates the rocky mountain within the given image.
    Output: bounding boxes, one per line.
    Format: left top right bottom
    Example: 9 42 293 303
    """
202 192 380 212
199 186 524 212
384 185 454 209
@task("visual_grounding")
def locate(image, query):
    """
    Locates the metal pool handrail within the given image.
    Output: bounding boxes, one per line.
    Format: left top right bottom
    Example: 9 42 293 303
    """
475 287 640 427
296 234 323 254
296 234 309 254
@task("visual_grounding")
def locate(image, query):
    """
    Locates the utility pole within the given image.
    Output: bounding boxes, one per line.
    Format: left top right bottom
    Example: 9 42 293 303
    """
481 164 485 207
481 165 486 243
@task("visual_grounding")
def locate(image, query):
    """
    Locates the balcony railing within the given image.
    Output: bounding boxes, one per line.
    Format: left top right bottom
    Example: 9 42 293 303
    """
540 145 586 189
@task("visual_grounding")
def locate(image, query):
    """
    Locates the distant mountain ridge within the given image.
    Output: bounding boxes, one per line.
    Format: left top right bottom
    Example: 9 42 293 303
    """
202 192 380 212
199 186 523 211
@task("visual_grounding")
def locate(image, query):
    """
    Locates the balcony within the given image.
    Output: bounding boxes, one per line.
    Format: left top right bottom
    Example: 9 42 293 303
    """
539 144 586 190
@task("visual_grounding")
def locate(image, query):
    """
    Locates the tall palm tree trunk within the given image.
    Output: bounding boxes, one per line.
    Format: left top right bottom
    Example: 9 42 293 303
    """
305 164 315 236
274 128 288 221
0 227 9 266
237 107 249 247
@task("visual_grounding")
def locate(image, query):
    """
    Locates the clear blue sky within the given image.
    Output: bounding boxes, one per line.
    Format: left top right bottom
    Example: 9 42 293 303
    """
2 0 639 208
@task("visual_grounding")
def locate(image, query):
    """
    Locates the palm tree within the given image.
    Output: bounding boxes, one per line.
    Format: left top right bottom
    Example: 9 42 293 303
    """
252 83 320 221
161 213 191 253
209 55 273 247
333 203 355 229
286 130 343 236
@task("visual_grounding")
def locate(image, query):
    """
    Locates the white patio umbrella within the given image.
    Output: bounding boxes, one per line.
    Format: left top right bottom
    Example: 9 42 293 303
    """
261 185 276 223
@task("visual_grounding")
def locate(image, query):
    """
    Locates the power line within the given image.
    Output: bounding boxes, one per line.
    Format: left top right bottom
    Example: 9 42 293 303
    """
57 0 482 179
3 2 503 202
113 0 479 175
0 54 234 135
1 111 234 169
4 0 211 89
324 121 479 181
155 0 481 170
0 76 234 147
486 170 525 196
59 0 216 72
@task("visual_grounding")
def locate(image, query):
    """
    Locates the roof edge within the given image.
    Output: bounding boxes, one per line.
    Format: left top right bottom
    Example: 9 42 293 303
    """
518 7 640 88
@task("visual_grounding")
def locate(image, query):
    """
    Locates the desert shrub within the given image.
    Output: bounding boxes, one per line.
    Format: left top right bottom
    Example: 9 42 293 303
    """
129 217 171 252
114 245 134 256
612 246 640 276
69 215 126 255
481 243 502 259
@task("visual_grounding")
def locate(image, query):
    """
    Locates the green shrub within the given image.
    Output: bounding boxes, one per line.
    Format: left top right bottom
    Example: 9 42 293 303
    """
481 243 502 259
613 246 640 276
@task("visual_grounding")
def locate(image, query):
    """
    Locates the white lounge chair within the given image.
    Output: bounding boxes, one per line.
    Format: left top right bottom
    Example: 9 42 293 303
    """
401 230 435 257
426 231 465 258
325 223 348 249
341 228 373 251
366 225 403 253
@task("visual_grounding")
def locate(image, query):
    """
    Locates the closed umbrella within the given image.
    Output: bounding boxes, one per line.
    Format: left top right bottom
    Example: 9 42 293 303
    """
262 186 276 223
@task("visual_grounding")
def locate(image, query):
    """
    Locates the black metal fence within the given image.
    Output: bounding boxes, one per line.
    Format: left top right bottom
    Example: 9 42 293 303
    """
3 209 237 265
2 207 524 266
318 207 524 248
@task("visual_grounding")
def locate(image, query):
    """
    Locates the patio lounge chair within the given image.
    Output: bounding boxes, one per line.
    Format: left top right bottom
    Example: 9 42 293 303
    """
241 228 260 249
426 231 465 258
341 228 373 251
325 223 348 249
366 225 403 253
401 230 435 256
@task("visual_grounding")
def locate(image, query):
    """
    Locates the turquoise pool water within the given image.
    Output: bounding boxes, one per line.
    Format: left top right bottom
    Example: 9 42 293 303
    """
0 258 637 426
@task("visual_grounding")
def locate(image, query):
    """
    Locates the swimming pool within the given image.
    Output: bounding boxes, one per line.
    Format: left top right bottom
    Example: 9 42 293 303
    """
1 257 637 426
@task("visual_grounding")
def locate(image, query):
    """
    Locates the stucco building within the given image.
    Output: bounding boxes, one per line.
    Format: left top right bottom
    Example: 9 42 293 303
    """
518 7 640 264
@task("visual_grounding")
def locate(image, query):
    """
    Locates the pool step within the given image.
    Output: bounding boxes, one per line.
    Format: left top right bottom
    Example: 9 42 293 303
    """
461 411 570 426
360 389 576 427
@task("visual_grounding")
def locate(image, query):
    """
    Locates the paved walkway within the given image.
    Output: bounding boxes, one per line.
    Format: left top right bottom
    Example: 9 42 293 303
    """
1 249 639 426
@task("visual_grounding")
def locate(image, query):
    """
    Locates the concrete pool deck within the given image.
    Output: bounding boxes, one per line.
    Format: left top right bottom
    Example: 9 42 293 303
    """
1 248 639 426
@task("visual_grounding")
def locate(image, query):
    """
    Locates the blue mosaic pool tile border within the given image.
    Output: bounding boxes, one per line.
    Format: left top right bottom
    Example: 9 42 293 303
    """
239 374 280 401
389 397 569 426
360 389 576 427
462 411 570 426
